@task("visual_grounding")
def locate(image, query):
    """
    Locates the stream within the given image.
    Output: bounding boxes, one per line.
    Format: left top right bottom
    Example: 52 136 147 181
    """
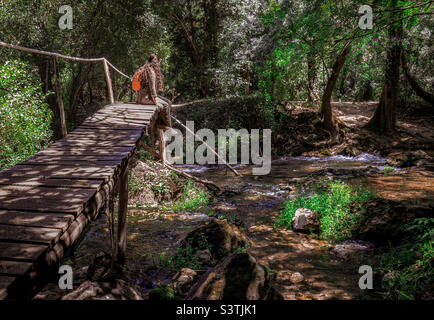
40 153 434 300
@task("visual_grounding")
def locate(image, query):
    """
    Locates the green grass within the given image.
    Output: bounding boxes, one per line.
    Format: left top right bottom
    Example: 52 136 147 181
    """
379 218 434 300
145 236 211 271
382 165 395 176
128 171 145 196
169 180 211 211
276 180 376 241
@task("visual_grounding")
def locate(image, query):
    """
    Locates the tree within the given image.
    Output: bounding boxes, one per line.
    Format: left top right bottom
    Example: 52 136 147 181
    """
0 60 52 169
321 43 351 136
365 0 402 134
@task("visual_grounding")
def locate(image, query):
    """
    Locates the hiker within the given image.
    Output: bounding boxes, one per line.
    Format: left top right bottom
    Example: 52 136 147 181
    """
132 54 171 128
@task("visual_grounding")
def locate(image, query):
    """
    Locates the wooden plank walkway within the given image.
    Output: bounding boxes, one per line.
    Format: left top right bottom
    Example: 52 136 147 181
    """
0 102 159 299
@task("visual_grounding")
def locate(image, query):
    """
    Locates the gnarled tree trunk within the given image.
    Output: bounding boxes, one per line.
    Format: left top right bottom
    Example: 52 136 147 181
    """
365 1 402 134
401 52 434 106
321 42 351 136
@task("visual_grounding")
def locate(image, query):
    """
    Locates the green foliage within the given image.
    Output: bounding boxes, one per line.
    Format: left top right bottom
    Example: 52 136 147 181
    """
234 246 247 254
382 165 396 176
277 180 376 241
151 181 169 196
0 60 52 169
169 180 211 212
146 236 211 271
148 284 176 300
379 218 434 300
128 171 144 196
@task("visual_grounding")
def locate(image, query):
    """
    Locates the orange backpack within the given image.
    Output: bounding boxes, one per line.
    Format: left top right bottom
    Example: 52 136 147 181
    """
132 74 141 91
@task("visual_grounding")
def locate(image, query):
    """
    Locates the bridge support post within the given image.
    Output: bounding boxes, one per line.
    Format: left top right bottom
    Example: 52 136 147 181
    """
103 59 114 104
116 165 128 264
53 57 68 138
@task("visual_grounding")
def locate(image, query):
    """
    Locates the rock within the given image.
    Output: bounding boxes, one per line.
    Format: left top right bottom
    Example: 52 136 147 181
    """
181 219 249 263
291 208 320 233
329 245 350 261
387 150 431 168
382 271 395 285
276 271 304 284
186 253 283 300
196 249 212 265
329 241 373 261
61 280 142 300
290 272 304 283
172 268 199 297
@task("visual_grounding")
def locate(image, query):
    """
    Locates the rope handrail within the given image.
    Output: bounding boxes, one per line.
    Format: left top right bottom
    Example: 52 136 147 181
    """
0 40 131 79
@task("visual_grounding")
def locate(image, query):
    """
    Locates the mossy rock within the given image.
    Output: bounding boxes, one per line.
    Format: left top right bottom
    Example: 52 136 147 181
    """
148 285 176 300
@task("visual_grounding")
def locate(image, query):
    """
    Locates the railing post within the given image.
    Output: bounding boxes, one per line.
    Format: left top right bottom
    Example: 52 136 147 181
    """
103 58 114 104
116 165 128 264
53 57 68 138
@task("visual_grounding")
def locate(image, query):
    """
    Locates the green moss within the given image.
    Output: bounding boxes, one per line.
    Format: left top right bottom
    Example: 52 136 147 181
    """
149 285 176 300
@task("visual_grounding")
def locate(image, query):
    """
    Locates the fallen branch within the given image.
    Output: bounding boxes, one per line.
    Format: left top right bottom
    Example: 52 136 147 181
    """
138 140 160 160
170 115 240 176
163 162 222 194
137 140 222 194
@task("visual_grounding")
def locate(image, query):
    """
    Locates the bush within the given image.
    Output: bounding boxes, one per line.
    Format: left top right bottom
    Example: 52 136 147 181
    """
169 180 211 211
379 218 434 300
0 60 52 169
277 180 375 241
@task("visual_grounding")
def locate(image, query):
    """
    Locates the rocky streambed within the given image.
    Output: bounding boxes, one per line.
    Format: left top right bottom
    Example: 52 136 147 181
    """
34 152 434 300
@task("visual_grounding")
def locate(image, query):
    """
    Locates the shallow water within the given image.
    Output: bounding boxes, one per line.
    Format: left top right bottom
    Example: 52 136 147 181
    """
48 153 433 300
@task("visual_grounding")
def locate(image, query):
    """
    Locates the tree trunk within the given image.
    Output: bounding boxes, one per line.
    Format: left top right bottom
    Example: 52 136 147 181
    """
321 43 351 136
401 52 434 106
365 1 402 134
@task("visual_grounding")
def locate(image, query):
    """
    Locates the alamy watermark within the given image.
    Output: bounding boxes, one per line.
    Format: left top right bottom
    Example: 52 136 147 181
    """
358 265 373 290
163 121 272 175
58 265 73 289
358 5 373 30
58 5 73 30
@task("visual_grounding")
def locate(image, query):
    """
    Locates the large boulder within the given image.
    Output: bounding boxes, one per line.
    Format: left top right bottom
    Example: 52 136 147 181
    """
387 150 431 168
61 280 142 300
172 268 199 297
186 253 282 300
291 208 320 233
180 219 249 264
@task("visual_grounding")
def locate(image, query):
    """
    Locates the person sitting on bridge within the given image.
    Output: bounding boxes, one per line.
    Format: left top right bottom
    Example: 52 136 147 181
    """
132 54 171 128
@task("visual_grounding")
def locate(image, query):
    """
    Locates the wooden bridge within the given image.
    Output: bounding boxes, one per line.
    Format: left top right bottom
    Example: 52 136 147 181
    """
0 102 160 299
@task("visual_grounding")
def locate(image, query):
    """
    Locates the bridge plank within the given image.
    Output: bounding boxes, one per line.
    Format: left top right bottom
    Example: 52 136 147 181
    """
0 165 116 181
22 160 122 167
0 210 74 231
0 178 103 189
0 242 48 261
0 225 62 246
36 147 133 157
0 276 15 297
26 155 125 162
0 198 87 214
0 261 33 276
0 186 95 201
